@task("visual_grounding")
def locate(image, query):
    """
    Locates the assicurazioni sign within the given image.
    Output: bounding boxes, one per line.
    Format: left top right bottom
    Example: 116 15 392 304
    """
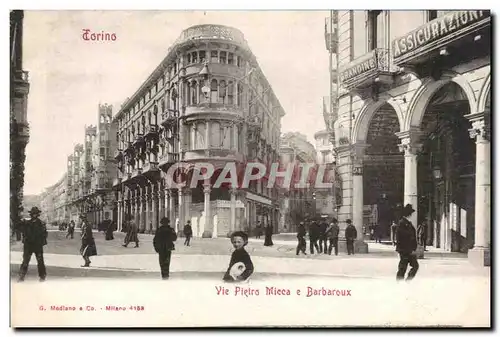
392 10 490 63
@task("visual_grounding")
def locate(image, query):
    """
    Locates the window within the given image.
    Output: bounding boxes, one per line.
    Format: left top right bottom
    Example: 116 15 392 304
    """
187 53 192 64
192 52 198 64
219 51 227 64
219 80 226 104
237 83 243 107
211 50 218 63
368 10 385 50
100 147 105 158
228 53 234 65
210 79 218 103
237 56 241 67
199 51 206 63
153 105 158 125
190 81 198 105
227 81 234 105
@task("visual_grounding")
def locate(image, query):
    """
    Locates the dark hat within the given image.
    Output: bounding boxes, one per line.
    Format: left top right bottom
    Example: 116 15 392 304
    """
29 206 41 215
230 231 248 243
402 204 416 216
346 219 352 224
160 217 170 226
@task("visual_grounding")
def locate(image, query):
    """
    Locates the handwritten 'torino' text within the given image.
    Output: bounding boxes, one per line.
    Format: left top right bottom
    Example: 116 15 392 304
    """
82 29 117 42
215 286 352 297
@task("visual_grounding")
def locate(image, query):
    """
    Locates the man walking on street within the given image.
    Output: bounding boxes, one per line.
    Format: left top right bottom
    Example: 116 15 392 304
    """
66 220 75 239
396 204 419 281
318 219 328 254
153 217 178 280
308 221 320 254
183 220 193 246
123 214 139 248
326 218 340 256
296 222 307 256
345 219 357 255
18 207 48 282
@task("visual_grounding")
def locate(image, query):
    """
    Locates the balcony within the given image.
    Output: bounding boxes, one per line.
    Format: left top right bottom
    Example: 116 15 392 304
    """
131 167 143 179
161 109 179 127
114 149 123 161
133 134 145 148
142 160 160 177
12 70 30 95
158 152 179 166
324 16 339 52
392 10 491 67
112 177 122 187
124 142 135 157
144 124 159 141
340 48 395 91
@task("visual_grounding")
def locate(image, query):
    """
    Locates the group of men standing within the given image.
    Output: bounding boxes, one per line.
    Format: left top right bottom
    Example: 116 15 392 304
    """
295 218 358 256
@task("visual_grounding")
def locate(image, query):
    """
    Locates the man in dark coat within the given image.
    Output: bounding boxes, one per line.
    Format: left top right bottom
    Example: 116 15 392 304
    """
396 204 419 281
80 215 97 267
255 221 262 239
18 207 48 282
308 221 320 254
183 220 193 246
263 223 274 246
153 217 178 280
326 218 340 256
104 218 114 241
123 214 139 248
66 220 75 239
345 219 357 255
296 222 307 256
318 219 328 254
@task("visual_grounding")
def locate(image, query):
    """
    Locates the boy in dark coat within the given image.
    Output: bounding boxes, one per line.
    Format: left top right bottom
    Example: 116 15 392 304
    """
396 204 419 281
153 217 178 280
345 219 357 255
296 222 307 256
18 207 48 282
223 231 254 282
183 220 193 246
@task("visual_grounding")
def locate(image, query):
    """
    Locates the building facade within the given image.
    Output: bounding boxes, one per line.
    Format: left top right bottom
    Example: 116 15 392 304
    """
39 174 67 224
278 132 317 232
330 10 490 264
113 24 285 236
10 10 30 238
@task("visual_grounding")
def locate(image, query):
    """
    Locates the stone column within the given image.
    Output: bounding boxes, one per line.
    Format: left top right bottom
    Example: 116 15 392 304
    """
177 188 184 233
136 189 141 230
232 124 238 151
158 185 165 219
230 187 237 233
351 143 368 253
184 189 191 225
204 184 212 237
467 113 490 266
152 186 158 232
117 197 122 232
167 189 173 225
205 120 211 149
144 187 150 232
397 129 424 258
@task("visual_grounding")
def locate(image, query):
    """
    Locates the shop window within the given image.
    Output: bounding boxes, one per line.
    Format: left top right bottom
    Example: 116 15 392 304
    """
228 53 234 65
211 50 218 63
219 51 227 64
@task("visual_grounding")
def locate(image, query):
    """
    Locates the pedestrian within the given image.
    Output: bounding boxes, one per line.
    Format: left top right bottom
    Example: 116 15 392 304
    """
18 207 48 282
223 231 254 283
345 219 357 255
308 221 320 254
326 218 340 256
318 219 328 254
122 214 139 248
255 221 262 239
183 220 193 246
391 220 398 246
104 218 114 241
396 204 419 281
296 222 307 256
66 220 75 239
153 217 178 280
417 220 427 251
263 223 274 246
80 215 97 267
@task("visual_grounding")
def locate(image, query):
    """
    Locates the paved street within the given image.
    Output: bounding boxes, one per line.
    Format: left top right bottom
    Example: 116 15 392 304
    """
10 230 490 281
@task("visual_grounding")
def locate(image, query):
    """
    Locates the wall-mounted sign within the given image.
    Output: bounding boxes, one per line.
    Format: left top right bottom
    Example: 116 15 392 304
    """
393 11 490 63
340 51 377 83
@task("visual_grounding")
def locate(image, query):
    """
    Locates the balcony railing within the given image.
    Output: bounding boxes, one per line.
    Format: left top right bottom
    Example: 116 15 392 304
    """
159 152 179 165
340 48 395 91
13 70 29 82
145 124 159 139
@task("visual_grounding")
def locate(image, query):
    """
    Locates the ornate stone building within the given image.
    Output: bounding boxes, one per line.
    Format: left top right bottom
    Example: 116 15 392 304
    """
10 10 30 238
278 132 317 232
39 174 67 224
331 10 490 264
112 24 284 236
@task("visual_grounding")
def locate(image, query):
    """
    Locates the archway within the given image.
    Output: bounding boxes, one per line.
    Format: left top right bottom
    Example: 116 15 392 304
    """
417 82 475 252
363 103 404 241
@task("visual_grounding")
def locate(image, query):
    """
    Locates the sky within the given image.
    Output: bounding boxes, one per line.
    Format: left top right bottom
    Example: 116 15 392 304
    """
22 10 330 195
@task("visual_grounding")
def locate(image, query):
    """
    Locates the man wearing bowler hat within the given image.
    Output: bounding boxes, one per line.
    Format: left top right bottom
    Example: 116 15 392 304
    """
396 204 419 281
18 206 48 282
153 217 178 280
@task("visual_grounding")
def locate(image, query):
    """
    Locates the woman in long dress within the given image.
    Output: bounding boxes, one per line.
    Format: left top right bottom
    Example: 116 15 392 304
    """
122 215 139 248
263 223 274 247
80 216 97 267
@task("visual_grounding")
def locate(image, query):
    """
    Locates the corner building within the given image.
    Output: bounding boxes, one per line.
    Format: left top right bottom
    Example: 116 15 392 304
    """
113 25 284 236
332 10 490 265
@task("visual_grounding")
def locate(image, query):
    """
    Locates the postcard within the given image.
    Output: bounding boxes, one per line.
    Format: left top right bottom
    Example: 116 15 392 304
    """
10 9 491 328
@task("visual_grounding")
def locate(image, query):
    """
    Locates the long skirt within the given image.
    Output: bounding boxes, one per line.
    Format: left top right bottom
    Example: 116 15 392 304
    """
264 234 274 246
80 239 98 257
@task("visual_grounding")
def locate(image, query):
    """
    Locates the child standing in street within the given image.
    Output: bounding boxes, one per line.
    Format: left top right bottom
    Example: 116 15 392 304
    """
223 231 254 282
